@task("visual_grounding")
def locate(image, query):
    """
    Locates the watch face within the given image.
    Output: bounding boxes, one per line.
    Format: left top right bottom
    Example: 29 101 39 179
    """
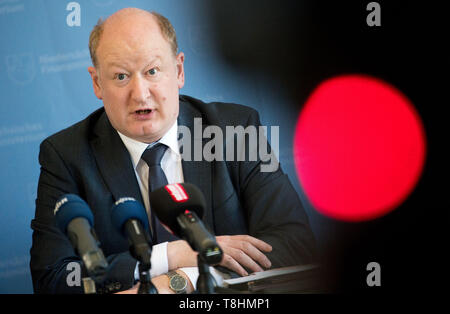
170 275 187 292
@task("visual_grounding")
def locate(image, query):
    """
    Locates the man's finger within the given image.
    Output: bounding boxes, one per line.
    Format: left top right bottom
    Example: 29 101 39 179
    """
233 235 273 252
217 235 272 268
237 240 272 269
220 254 248 277
225 246 264 274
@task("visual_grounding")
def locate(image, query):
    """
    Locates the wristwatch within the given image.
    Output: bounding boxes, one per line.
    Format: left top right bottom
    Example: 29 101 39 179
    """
166 271 187 294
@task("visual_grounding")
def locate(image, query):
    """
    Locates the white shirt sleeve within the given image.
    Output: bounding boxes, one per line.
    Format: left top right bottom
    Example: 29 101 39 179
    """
179 266 225 290
134 242 169 280
133 242 225 290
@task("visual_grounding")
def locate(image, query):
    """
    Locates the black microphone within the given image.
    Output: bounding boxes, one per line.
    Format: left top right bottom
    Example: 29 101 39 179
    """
111 197 152 269
54 194 108 277
149 183 223 265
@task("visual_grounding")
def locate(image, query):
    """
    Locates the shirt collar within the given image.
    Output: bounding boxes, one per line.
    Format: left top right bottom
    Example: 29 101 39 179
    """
117 120 180 170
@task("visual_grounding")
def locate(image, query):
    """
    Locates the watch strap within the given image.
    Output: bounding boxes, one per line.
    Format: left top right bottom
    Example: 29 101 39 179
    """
167 270 178 279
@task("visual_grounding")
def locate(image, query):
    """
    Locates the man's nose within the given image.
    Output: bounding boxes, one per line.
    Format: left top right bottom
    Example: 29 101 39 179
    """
130 75 151 104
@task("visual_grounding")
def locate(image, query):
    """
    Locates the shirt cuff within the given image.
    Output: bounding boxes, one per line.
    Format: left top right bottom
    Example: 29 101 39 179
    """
134 242 169 280
179 266 225 290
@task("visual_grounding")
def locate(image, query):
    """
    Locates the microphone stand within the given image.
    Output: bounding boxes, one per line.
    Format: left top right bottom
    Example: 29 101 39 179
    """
129 226 158 294
138 262 158 294
196 254 216 294
81 276 97 294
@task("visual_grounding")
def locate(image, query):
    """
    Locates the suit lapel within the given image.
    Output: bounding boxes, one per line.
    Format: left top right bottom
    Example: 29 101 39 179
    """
178 100 214 230
88 103 214 232
89 111 144 206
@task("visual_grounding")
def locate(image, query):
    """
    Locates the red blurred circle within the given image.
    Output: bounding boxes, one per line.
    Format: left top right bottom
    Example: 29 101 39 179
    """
293 74 426 222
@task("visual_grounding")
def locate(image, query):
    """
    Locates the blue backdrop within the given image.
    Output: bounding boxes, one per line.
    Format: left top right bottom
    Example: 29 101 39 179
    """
0 0 324 293
2 0 446 294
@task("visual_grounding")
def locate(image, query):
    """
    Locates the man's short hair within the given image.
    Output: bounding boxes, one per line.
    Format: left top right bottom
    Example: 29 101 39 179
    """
88 11 178 67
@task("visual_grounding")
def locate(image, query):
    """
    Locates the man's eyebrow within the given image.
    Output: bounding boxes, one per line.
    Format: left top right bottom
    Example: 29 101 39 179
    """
145 56 162 67
105 57 162 70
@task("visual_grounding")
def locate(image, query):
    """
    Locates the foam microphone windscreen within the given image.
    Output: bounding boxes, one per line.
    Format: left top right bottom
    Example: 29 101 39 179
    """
149 183 206 236
54 194 94 233
111 197 150 236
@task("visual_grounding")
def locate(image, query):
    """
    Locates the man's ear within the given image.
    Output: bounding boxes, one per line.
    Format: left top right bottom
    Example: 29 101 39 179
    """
88 66 103 100
175 52 185 89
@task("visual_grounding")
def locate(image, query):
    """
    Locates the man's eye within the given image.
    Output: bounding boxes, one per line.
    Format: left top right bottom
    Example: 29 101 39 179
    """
148 68 158 76
116 73 127 80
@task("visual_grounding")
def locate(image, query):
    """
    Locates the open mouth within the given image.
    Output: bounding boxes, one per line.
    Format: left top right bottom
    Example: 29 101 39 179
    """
135 109 152 115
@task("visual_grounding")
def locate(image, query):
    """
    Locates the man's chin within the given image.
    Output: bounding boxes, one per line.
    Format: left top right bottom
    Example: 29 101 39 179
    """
132 132 161 144
134 126 168 144
121 119 173 143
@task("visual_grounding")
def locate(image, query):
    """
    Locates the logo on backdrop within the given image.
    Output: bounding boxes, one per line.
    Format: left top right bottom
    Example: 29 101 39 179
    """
39 49 91 74
5 53 36 85
0 123 45 147
0 0 25 16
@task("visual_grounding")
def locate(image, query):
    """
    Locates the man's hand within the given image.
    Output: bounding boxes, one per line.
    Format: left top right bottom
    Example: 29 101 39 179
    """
166 235 273 277
216 235 272 276
117 235 272 294
167 240 198 269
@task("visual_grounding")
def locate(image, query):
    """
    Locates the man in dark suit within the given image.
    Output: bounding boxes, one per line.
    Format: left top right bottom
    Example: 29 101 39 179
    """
30 8 316 293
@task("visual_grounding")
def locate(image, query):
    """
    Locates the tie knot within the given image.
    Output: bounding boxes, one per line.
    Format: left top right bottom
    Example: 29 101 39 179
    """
141 143 168 167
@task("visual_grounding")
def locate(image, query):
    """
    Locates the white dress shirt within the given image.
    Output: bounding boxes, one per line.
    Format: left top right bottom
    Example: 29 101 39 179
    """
117 121 223 289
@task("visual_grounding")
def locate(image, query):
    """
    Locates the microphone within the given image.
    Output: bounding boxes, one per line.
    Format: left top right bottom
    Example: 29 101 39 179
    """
54 194 108 277
110 197 152 269
149 183 223 265
111 197 158 294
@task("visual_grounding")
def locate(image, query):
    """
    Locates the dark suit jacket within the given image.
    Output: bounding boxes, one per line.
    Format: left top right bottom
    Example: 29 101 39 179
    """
30 95 316 293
